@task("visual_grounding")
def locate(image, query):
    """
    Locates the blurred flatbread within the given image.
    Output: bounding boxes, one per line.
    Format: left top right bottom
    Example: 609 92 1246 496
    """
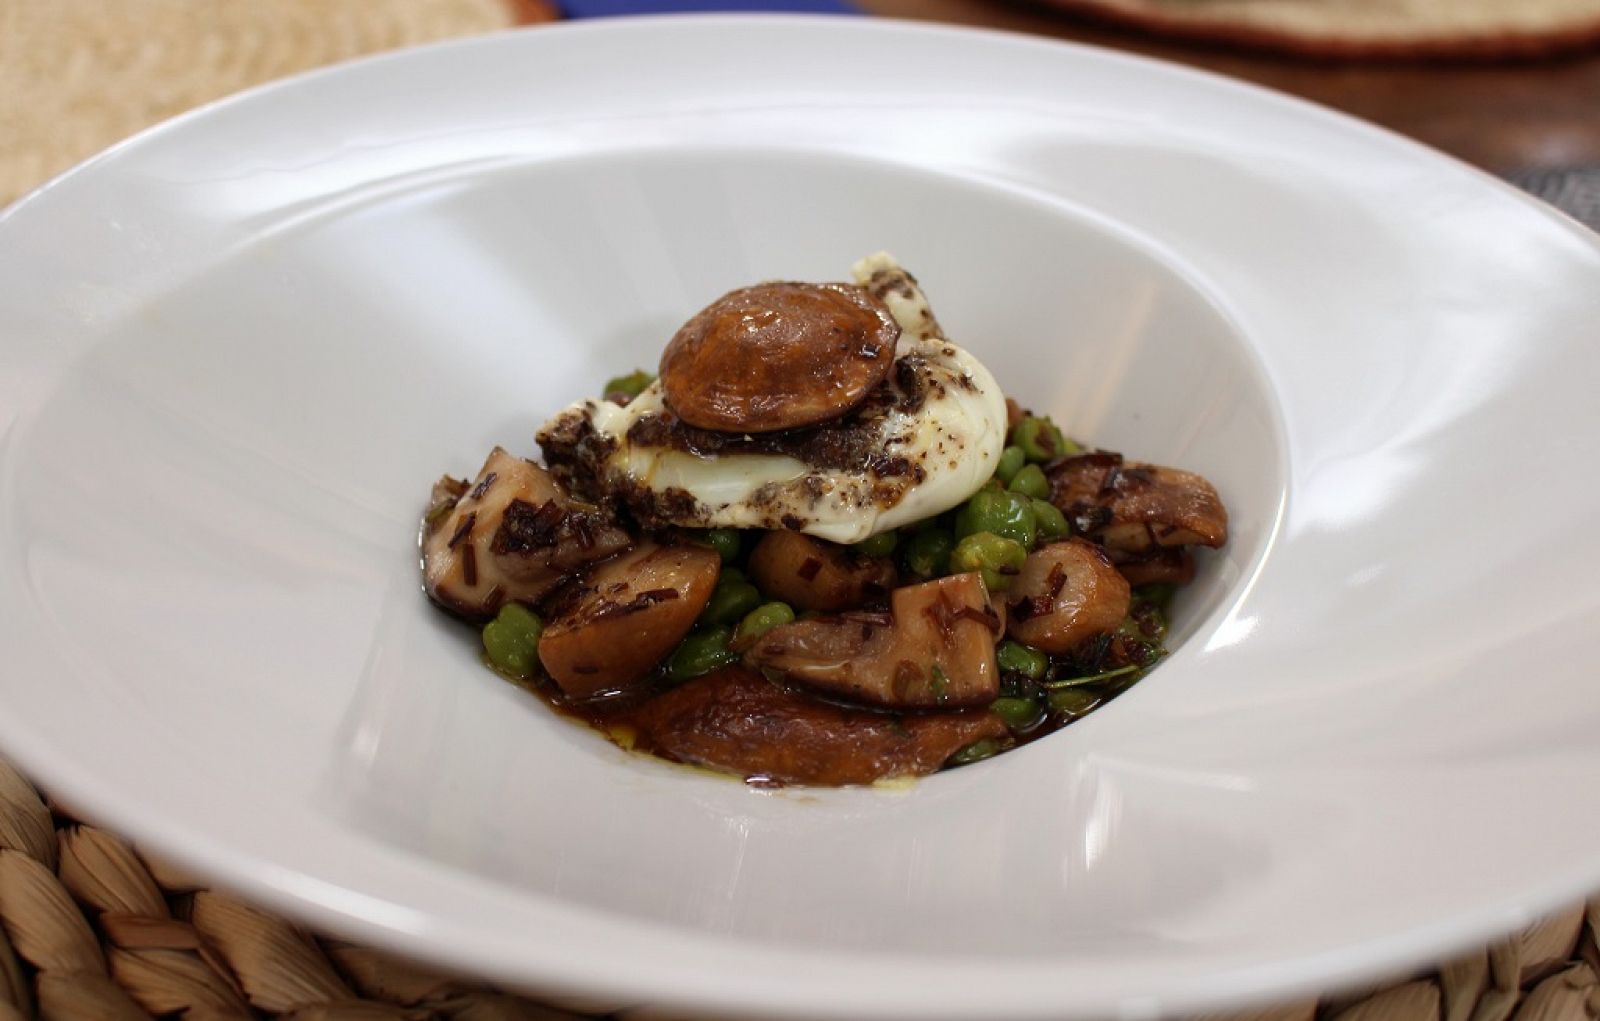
1038 0 1600 60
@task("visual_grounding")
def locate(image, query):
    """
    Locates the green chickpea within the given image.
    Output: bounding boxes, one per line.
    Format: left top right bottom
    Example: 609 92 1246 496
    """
696 528 742 564
989 696 1044 732
731 601 795 651
994 445 1026 485
1030 498 1070 540
854 530 898 558
995 640 1048 681
954 489 1037 550
949 531 1028 591
601 369 654 400
947 737 1005 767
1012 415 1080 463
1007 463 1049 500
481 603 544 678
902 528 954 578
666 626 739 682
700 578 763 627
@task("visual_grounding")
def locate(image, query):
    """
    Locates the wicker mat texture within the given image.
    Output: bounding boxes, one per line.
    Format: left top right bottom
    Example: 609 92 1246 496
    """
0 0 542 208
1034 0 1600 60
2 2 1599 1019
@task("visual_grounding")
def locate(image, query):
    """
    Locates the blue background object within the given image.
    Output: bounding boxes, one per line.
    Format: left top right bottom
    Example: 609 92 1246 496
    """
558 0 858 16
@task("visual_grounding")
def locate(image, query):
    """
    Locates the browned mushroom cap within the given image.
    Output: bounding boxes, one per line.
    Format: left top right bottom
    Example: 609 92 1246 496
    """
422 447 631 620
746 531 897 612
1047 452 1228 553
538 542 721 699
627 666 1007 786
1005 538 1131 654
658 281 900 433
744 572 1001 709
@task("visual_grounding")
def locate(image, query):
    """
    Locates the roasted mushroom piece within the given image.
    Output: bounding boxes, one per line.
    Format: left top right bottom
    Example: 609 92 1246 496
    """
746 531 898 613
1005 538 1131 654
745 572 1001 709
658 281 900 433
628 666 1007 786
422 447 631 619
538 541 721 699
1107 547 1196 586
1047 452 1228 554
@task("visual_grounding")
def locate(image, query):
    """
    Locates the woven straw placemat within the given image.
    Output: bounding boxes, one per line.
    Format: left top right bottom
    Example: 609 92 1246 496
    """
1034 0 1600 61
0 0 551 209
6 757 1599 1021
1 2 1598 1019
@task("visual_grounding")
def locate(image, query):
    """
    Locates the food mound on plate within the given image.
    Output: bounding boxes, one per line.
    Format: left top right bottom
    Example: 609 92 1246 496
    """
420 253 1228 786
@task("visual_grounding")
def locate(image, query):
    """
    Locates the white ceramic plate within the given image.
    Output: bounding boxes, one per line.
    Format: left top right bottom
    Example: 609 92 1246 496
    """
3 15 1599 1021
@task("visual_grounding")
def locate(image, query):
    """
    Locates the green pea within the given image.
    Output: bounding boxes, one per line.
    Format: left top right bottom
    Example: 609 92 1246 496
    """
902 529 954 578
947 737 1005 767
1008 463 1049 500
602 369 654 400
996 640 1048 681
990 696 1044 732
854 530 898 558
1030 498 1070 540
719 565 746 585
1047 688 1101 717
667 626 739 682
949 531 1028 591
696 528 742 564
482 603 544 678
994 445 1026 485
701 578 763 627
1012 415 1080 463
731 601 795 650
954 489 1037 550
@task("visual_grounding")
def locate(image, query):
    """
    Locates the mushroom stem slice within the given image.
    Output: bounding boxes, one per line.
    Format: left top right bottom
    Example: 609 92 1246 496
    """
746 531 897 613
745 572 1001 709
421 447 631 620
1005 538 1131 655
538 542 721 699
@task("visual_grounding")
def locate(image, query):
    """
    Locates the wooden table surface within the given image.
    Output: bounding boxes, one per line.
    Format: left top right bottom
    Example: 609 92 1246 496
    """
861 0 1600 185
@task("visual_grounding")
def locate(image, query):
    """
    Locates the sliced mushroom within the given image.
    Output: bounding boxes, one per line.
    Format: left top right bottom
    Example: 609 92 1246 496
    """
538 542 720 699
745 572 1000 709
627 666 1007 786
422 447 631 619
658 281 900 433
1047 452 1227 554
1005 538 1131 654
746 531 897 612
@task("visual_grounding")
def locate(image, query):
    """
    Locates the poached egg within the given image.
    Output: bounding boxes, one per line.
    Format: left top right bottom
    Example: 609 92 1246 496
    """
536 253 1007 544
